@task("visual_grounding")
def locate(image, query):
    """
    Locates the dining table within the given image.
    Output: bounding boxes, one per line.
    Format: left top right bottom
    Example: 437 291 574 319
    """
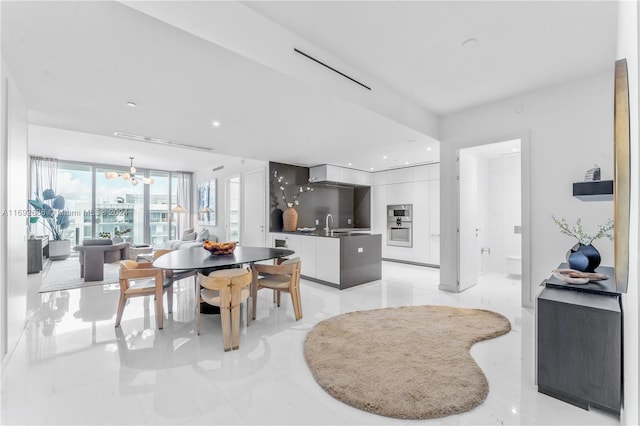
153 245 295 350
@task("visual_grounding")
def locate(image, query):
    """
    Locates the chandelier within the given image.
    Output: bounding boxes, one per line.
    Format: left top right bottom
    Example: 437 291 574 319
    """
104 157 154 185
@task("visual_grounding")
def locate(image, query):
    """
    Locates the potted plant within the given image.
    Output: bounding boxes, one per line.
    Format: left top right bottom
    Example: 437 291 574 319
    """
113 227 132 243
29 188 71 260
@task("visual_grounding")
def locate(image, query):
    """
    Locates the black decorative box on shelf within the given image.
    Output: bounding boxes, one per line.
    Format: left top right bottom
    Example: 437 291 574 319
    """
572 180 613 201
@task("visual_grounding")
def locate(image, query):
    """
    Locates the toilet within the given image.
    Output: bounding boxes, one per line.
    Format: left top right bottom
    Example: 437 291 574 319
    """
506 255 522 276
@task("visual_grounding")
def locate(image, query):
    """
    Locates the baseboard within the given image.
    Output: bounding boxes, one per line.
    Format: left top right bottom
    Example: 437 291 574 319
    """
382 258 440 269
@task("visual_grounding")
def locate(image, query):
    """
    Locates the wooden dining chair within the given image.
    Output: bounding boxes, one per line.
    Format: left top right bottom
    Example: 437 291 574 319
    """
116 260 173 329
197 268 252 351
251 257 302 321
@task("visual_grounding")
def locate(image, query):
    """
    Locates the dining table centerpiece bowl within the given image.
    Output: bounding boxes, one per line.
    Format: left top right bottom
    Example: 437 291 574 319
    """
203 240 237 255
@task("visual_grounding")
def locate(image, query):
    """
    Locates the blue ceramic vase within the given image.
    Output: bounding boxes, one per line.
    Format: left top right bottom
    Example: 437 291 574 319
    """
567 243 601 272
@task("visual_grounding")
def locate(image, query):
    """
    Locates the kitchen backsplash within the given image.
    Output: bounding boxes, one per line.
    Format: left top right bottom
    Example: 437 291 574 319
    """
269 161 371 231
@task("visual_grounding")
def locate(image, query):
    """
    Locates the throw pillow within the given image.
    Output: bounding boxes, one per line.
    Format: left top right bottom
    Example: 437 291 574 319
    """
180 228 196 241
181 231 197 241
197 228 209 241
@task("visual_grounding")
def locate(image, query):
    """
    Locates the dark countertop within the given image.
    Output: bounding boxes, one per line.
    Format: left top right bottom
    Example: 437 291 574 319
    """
272 229 378 238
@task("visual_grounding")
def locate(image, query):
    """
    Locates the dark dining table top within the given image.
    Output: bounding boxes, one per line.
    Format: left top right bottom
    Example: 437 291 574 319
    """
152 246 295 270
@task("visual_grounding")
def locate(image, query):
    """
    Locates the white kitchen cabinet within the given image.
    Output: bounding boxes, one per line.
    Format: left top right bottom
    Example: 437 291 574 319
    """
412 165 429 182
373 170 388 186
340 167 360 185
371 185 388 258
310 165 372 186
387 167 413 184
386 182 413 205
271 233 316 278
427 163 440 181
315 237 340 283
429 179 440 265
412 180 429 264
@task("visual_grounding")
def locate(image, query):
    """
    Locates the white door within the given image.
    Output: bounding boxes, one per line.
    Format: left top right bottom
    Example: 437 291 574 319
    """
457 149 479 291
242 168 266 247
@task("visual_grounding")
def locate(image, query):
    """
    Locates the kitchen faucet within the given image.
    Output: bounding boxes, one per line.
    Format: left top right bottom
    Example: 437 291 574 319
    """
325 213 334 232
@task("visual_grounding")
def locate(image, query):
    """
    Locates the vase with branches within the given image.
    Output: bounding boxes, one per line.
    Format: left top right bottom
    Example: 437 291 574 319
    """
551 215 613 272
273 170 314 231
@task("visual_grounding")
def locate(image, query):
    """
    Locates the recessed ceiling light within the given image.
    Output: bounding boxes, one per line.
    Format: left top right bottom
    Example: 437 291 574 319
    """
462 38 478 48
347 162 352 166
405 162 410 165
212 121 221 127
512 148 518 152
370 167 374 171
383 155 388 159
126 101 137 108
427 147 432 151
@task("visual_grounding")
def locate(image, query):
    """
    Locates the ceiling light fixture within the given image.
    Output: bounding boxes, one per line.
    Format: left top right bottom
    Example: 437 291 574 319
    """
462 38 478 48
383 155 388 159
370 167 374 171
427 147 432 151
212 121 220 127
105 157 154 185
113 132 213 152
347 162 352 166
126 101 137 107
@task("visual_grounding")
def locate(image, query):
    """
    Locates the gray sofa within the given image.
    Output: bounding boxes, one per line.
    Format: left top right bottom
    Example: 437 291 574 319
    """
74 239 130 281
163 228 216 250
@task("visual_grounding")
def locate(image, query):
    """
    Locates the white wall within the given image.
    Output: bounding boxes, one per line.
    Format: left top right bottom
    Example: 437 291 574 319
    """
440 71 614 305
1 61 29 366
192 157 267 244
617 1 639 424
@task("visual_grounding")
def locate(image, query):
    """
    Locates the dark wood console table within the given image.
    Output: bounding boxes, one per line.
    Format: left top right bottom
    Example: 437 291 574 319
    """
28 235 49 274
537 264 621 414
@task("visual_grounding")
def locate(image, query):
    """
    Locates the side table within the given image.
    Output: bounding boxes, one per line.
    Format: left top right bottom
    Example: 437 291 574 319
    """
536 264 621 413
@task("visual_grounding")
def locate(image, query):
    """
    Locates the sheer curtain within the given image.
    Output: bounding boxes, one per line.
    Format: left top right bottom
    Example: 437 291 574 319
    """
175 171 192 235
30 156 58 199
29 156 58 236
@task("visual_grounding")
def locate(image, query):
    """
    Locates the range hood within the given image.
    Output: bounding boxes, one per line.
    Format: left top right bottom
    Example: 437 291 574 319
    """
309 164 372 187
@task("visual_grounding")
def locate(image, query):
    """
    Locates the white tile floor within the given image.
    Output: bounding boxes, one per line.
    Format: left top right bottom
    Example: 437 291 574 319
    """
1 262 620 425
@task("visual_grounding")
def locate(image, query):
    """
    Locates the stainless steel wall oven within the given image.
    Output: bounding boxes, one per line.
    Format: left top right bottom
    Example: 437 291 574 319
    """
387 204 413 247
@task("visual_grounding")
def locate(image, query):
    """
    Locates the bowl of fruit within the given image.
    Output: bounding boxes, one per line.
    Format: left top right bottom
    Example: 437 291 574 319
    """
202 240 236 255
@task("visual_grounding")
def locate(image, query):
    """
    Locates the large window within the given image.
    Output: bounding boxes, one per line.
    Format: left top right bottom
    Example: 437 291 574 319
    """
42 158 190 246
149 171 171 246
56 163 92 245
228 176 241 243
95 166 145 243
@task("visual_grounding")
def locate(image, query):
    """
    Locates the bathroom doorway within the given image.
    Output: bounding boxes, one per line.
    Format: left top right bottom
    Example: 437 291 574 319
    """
457 139 523 296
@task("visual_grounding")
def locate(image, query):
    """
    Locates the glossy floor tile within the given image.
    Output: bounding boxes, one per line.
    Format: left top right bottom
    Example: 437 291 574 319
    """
1 262 619 425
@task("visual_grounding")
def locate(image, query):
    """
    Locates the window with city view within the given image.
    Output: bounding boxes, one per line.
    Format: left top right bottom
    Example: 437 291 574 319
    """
53 160 189 246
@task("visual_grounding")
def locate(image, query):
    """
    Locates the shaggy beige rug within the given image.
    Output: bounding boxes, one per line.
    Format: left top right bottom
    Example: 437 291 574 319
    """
303 305 511 419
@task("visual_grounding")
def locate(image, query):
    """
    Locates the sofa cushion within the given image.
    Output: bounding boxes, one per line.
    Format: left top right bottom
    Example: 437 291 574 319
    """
181 231 197 241
197 228 209 241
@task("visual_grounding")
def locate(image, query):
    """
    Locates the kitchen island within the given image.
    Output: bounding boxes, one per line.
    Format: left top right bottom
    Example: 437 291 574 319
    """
271 231 382 289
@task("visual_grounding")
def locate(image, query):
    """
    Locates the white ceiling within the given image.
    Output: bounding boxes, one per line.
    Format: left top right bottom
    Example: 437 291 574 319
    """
243 1 618 115
2 1 618 173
